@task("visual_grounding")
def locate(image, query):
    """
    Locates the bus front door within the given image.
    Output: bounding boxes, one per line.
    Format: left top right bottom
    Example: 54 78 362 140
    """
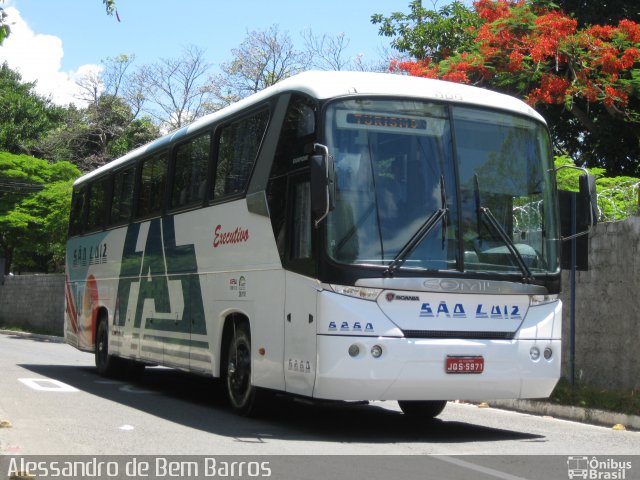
284 271 318 397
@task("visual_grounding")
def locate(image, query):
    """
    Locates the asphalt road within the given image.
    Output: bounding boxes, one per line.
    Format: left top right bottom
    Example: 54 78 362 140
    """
1 333 639 479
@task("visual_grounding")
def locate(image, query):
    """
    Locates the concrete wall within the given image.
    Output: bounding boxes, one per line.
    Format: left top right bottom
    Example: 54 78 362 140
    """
1 218 638 390
559 217 640 391
0 274 65 335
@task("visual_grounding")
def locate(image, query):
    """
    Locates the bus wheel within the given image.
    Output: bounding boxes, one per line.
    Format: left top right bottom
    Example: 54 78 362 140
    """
95 317 121 377
398 400 447 419
225 323 258 416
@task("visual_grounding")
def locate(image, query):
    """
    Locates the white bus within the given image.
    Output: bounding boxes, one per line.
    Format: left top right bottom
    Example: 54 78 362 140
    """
65 71 565 418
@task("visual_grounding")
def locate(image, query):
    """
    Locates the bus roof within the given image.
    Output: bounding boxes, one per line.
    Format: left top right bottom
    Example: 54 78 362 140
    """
75 70 545 186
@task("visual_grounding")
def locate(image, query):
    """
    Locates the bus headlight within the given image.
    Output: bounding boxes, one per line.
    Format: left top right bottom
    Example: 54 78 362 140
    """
330 284 382 301
530 294 558 306
370 345 383 358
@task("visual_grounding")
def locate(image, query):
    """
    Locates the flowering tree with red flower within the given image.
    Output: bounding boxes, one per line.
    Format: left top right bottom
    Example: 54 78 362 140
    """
373 0 640 175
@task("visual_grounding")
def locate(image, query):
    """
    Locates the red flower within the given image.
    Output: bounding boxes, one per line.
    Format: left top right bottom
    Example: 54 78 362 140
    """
527 74 570 105
617 19 640 43
620 48 640 69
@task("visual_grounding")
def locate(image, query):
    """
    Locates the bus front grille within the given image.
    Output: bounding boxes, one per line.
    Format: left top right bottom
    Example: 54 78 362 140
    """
402 330 516 340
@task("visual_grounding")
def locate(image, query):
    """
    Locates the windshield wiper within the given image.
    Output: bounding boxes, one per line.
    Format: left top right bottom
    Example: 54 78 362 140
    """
473 174 533 282
383 175 448 276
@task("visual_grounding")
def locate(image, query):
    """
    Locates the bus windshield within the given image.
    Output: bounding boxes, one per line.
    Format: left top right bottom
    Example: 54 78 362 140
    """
324 98 559 277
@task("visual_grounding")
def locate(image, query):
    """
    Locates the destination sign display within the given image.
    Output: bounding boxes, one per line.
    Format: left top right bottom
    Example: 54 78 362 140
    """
346 113 426 130
336 110 444 136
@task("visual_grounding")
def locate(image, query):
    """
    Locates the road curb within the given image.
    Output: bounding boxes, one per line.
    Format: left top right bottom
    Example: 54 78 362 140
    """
0 330 65 344
490 399 640 431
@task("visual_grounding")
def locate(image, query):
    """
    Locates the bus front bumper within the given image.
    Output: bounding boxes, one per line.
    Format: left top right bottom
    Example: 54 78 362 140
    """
313 335 560 402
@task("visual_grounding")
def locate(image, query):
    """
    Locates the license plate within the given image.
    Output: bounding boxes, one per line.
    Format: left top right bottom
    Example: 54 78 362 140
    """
445 356 484 374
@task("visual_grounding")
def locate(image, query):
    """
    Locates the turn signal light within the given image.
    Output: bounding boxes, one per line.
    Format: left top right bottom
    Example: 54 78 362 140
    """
530 346 540 361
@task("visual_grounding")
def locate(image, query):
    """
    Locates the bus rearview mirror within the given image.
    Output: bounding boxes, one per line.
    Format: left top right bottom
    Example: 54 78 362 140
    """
558 172 598 240
310 148 336 226
578 173 598 228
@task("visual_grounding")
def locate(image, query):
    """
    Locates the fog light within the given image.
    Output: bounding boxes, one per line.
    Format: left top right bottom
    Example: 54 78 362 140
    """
348 344 360 357
544 347 553 360
530 346 540 361
371 345 383 358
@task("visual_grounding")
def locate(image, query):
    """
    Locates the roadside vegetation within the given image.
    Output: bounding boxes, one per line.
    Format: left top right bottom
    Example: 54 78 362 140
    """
549 378 640 416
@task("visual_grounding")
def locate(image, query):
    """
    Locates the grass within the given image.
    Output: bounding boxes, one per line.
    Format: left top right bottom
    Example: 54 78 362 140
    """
548 378 640 417
0 324 30 333
0 324 58 336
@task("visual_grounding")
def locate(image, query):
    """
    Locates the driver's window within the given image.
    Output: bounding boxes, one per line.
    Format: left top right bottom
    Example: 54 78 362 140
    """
268 95 317 263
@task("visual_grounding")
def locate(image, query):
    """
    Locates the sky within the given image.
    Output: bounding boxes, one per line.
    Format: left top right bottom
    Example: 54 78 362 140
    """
0 0 409 106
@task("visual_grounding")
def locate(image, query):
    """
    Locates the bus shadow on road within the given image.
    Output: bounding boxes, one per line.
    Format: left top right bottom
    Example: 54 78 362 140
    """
19 363 545 445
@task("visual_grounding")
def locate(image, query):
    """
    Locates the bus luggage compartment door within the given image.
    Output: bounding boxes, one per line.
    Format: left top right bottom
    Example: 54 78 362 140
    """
284 272 318 397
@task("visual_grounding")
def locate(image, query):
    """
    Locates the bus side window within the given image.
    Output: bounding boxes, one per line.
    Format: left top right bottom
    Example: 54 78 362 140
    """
213 109 269 200
69 186 87 237
86 177 110 232
110 167 135 225
171 132 211 209
268 95 317 260
136 152 168 218
272 96 316 175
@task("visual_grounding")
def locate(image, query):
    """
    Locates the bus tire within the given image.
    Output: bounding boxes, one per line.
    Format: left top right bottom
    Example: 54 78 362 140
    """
95 317 122 377
398 400 447 419
225 322 260 416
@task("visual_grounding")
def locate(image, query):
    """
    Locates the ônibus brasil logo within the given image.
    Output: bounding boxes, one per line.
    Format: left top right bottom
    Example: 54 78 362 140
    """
567 456 632 479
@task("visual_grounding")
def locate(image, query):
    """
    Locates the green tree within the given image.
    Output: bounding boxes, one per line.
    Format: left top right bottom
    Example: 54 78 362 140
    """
62 54 160 170
0 63 64 154
555 155 639 221
372 1 479 62
0 152 80 273
0 6 8 45
37 96 159 172
102 0 117 16
34 54 159 171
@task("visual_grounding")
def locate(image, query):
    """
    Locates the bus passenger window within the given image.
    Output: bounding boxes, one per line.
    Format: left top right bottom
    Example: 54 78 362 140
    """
172 132 211 208
86 178 109 232
69 186 87 236
213 109 268 200
136 152 168 218
110 167 134 225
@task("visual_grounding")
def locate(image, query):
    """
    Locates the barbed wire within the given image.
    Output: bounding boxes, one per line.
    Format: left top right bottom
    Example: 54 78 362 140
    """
513 181 640 232
513 200 543 233
595 181 640 222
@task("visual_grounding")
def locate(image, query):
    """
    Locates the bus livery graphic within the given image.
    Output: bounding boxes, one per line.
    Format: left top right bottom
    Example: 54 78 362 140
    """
115 216 205 335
